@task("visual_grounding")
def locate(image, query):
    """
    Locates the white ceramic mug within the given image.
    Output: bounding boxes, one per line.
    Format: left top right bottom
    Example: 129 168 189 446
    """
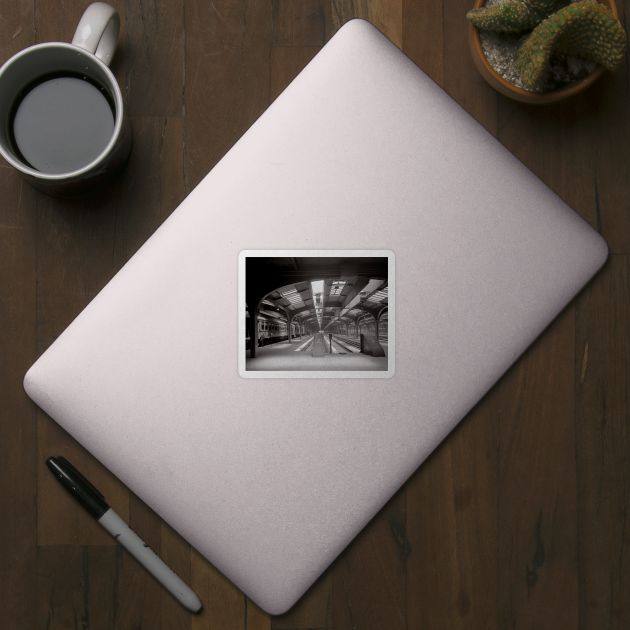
0 2 131 197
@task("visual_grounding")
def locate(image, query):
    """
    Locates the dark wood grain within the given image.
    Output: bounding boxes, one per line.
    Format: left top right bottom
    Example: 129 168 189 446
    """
36 545 119 630
495 79 629 257
443 0 498 131
112 116 185 269
576 256 630 629
403 0 444 87
0 141 38 630
497 305 579 628
1 0 629 627
126 0 184 117
184 0 271 191
0 5 39 629
331 486 408 630
583 72 630 254
407 394 499 629
271 0 331 46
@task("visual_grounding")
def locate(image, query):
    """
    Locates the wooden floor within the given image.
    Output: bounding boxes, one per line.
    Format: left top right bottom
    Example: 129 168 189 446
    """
1 0 629 628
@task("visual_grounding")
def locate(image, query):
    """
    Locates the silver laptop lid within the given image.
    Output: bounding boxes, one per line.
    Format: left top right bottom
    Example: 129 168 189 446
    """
24 19 607 614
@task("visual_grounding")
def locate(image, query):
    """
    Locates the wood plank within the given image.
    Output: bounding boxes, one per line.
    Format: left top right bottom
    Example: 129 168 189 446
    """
492 40 627 627
402 0 444 88
0 0 36 57
270 47 321 103
36 545 119 630
496 97 597 224
271 0 331 46
492 65 618 630
0 5 39 629
112 116 185 270
159 117 187 220
407 392 499 629
126 0 184 117
247 599 272 630
330 486 407 630
33 186 121 355
497 305 578 628
583 72 630 254
443 0 497 131
36 0 124 45
575 256 630 629
331 0 402 49
494 62 629 257
184 0 272 192
0 125 38 630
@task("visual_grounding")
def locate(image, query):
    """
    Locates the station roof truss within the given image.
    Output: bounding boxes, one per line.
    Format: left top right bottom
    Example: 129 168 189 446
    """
259 310 286 322
363 285 388 306
245 257 389 333
265 281 312 312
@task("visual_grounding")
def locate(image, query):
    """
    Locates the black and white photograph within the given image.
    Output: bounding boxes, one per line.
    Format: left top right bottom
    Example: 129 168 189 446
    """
239 251 394 377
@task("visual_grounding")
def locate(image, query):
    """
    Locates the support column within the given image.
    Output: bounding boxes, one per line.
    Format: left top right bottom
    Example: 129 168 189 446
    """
249 308 260 358
287 314 292 342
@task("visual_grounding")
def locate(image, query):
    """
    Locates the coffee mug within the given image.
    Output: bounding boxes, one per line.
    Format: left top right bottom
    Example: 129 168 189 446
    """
0 2 132 197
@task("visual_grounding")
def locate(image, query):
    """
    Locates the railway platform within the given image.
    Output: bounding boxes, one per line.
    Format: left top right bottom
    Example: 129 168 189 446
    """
245 335 388 372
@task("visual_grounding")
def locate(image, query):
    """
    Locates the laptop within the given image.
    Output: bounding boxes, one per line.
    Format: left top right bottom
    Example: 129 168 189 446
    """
23 19 608 614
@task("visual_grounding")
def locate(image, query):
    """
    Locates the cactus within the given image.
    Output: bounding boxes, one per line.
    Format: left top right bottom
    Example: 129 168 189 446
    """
467 0 568 33
516 1 627 85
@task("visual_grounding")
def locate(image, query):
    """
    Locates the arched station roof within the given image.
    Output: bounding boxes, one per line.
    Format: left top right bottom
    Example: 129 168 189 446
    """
245 256 389 332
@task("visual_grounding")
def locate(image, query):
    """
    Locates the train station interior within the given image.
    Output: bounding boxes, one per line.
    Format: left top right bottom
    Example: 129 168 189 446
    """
245 256 389 372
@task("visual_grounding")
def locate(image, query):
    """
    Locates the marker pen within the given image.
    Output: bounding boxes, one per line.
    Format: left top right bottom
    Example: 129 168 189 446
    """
46 456 202 613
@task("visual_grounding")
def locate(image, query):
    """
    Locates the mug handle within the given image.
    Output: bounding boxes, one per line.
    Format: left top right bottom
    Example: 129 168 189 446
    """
71 2 120 67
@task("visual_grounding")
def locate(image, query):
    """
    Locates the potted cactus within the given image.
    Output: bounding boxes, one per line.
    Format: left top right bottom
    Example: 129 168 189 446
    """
467 0 627 102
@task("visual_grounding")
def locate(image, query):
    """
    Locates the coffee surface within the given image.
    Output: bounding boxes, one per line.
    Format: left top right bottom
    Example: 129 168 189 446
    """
12 74 115 174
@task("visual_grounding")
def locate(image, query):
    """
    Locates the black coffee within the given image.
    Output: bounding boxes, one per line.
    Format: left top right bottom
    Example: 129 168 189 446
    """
10 73 115 174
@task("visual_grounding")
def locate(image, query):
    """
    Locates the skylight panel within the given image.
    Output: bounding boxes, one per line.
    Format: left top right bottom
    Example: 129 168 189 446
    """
329 280 345 296
365 287 388 303
280 288 304 305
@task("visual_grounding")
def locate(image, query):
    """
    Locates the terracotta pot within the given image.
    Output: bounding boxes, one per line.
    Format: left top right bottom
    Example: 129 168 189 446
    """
468 0 619 103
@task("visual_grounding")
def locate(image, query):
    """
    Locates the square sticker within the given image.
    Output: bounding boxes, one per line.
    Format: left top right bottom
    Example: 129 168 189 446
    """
238 251 394 378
